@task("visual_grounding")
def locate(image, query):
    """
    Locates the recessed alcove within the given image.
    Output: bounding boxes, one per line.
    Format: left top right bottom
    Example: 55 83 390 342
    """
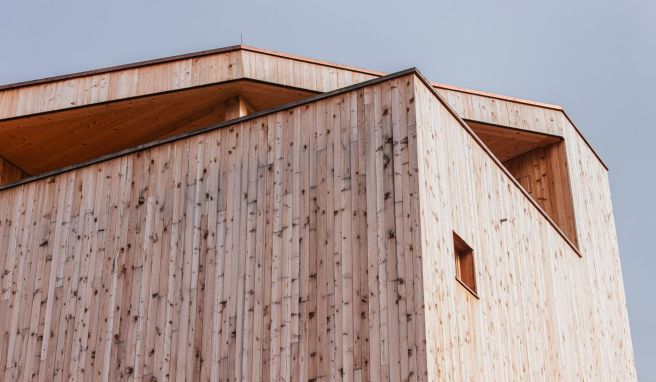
466 120 578 247
454 232 478 296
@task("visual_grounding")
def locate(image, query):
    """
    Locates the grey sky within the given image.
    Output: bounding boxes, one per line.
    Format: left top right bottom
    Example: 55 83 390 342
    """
1 0 654 378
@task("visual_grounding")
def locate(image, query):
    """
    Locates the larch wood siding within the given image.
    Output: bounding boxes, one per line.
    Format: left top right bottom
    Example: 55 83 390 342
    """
436 88 565 137
0 50 244 120
0 74 427 381
415 80 635 381
239 50 377 94
0 48 378 121
0 41 636 381
502 141 578 246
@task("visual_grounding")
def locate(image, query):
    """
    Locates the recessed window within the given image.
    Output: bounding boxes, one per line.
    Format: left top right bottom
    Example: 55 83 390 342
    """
453 232 477 296
465 120 578 248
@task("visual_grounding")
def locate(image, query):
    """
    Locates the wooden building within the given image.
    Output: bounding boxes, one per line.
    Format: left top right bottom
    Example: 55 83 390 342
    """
0 45 635 381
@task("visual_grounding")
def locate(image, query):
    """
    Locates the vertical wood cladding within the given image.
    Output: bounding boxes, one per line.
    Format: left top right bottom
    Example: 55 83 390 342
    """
415 82 635 381
0 69 636 381
0 48 377 120
503 141 578 246
0 75 426 381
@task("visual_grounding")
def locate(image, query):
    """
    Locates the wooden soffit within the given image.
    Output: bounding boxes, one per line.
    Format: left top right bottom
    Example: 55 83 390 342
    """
0 80 314 175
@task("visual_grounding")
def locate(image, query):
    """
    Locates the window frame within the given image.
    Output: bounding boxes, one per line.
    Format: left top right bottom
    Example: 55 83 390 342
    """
453 232 479 298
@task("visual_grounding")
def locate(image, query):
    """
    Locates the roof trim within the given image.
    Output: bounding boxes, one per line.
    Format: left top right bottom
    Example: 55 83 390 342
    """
561 109 608 170
0 77 319 124
0 44 562 111
0 44 559 111
240 45 387 76
436 85 608 170
0 67 582 256
0 44 607 170
411 70 583 256
0 45 244 91
0 69 417 191
432 82 563 111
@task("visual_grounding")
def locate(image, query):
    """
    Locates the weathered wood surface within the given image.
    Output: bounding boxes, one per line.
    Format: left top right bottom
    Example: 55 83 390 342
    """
415 81 635 381
0 64 635 381
503 141 578 246
0 74 426 381
0 80 313 178
0 48 376 120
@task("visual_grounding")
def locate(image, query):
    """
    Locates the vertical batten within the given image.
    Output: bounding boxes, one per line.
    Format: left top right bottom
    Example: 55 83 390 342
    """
0 69 636 381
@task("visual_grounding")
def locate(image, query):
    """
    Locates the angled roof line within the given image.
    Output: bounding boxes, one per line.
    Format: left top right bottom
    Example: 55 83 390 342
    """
0 45 243 91
0 78 320 123
0 44 607 170
241 45 606 170
0 68 415 191
432 82 563 111
0 44 560 111
0 67 581 256
411 69 582 256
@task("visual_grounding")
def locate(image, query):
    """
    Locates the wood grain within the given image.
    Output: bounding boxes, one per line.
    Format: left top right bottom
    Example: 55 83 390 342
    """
0 46 635 381
0 81 313 176
415 79 635 381
0 156 26 184
0 74 426 381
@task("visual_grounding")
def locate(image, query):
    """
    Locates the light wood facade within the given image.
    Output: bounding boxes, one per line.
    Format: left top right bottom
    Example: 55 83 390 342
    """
0 46 635 381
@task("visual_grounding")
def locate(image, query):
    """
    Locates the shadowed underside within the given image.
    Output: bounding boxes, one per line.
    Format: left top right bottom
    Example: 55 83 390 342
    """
0 80 314 175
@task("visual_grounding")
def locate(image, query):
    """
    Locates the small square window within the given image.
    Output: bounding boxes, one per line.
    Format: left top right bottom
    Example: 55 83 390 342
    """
453 232 478 297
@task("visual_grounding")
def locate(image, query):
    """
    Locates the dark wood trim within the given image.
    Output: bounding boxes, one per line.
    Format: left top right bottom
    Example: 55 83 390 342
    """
462 113 607 172
0 154 30 177
456 278 480 300
453 231 479 298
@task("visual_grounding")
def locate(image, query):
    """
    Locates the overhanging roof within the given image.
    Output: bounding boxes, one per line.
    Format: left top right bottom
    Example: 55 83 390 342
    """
0 67 582 256
0 80 313 175
0 44 608 171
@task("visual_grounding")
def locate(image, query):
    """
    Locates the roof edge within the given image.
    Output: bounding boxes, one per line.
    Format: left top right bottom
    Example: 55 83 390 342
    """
0 45 244 91
560 109 608 170
0 44 608 170
0 68 417 191
411 69 583 256
432 82 563 111
0 44 562 111
0 66 582 256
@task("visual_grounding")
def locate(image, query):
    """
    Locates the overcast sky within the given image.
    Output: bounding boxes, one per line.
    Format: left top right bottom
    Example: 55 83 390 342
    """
1 0 654 378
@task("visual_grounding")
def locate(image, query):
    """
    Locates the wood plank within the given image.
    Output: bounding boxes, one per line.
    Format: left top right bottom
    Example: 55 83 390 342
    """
0 72 636 381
